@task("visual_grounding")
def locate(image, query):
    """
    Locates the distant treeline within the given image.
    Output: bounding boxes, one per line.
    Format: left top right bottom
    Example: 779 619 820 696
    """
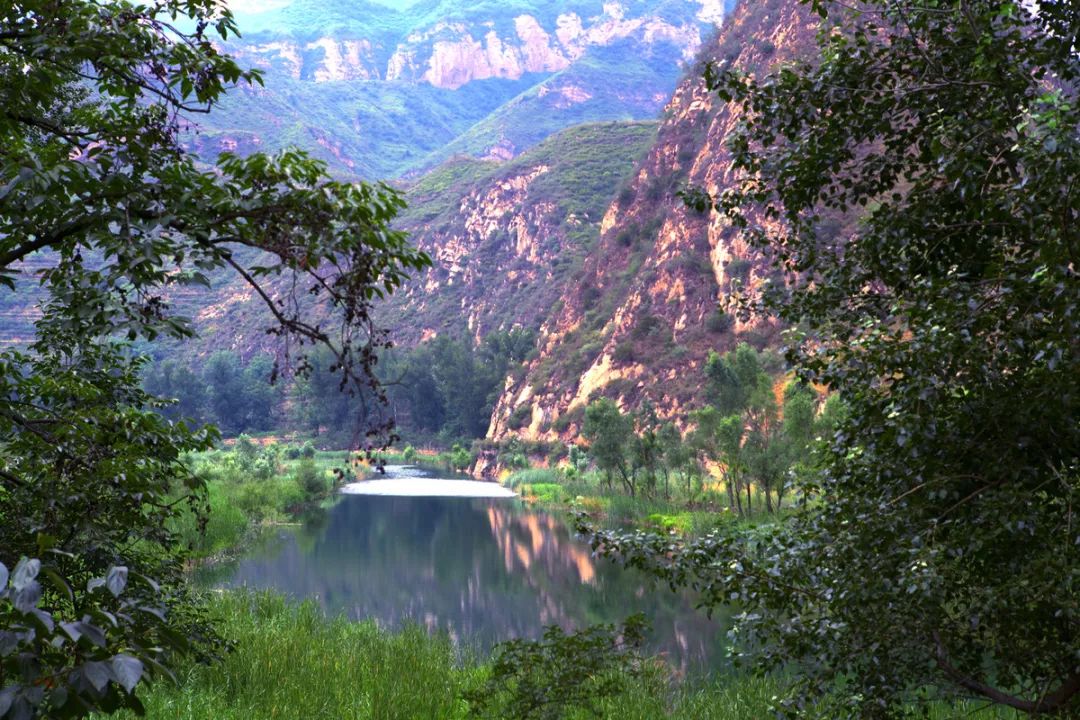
143 328 536 443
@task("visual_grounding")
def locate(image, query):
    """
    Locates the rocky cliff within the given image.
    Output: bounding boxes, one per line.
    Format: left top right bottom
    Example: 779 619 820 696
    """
378 121 658 344
226 1 722 90
190 0 732 178
483 0 817 450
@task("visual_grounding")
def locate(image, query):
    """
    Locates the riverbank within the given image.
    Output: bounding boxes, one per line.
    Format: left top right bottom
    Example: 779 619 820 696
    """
117 590 1014 720
174 444 361 561
162 450 1018 719
502 467 788 538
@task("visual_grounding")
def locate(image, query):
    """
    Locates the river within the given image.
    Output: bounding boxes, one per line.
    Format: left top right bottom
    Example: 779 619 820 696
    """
200 464 731 674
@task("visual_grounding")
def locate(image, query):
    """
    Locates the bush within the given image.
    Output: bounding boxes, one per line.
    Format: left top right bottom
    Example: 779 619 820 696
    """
506 468 561 488
612 341 636 364
522 483 565 504
706 309 733 334
551 406 585 435
294 458 327 500
401 445 418 463
450 444 473 472
507 404 532 431
235 433 258 458
300 441 316 459
465 614 649 720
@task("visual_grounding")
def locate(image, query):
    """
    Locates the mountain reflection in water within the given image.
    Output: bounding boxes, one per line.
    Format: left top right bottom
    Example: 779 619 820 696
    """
203 468 730 673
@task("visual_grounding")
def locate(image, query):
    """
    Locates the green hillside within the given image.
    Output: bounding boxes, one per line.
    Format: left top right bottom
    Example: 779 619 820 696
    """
382 120 659 340
188 0 715 178
411 40 686 174
188 74 543 179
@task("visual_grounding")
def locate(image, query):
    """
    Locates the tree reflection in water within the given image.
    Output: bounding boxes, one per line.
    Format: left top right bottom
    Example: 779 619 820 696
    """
206 481 730 673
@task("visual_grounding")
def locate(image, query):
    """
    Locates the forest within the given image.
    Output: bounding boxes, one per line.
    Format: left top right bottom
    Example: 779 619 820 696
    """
0 0 1077 719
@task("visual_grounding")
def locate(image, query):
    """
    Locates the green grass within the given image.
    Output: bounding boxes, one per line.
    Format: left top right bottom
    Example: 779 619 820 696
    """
504 467 562 487
171 447 356 559
120 591 479 720
118 591 1021 720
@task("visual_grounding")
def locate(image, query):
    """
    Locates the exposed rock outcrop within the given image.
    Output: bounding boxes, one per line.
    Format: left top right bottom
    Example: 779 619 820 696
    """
485 0 817 445
228 2 720 90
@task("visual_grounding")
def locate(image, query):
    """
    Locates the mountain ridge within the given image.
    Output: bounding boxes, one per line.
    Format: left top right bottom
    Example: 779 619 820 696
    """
190 0 728 178
480 0 819 458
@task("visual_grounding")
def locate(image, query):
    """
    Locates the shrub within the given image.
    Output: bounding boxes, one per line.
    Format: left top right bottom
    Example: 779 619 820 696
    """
705 309 733 334
522 483 565 504
506 468 561 488
450 444 473 472
612 341 636 364
294 458 327 500
465 615 649 720
507 404 532 431
236 433 258 458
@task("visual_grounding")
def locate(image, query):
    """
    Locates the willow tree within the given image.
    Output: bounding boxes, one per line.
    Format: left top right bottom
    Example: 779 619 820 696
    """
0 1 427 716
589 0 1079 715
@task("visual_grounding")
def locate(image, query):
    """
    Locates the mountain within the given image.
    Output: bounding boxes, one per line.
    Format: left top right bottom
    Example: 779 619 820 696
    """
481 0 818 452
0 120 658 362
0 0 818 455
187 0 732 178
379 120 658 344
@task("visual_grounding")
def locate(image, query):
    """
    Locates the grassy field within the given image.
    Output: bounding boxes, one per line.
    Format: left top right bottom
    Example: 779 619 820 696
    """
117 591 1019 720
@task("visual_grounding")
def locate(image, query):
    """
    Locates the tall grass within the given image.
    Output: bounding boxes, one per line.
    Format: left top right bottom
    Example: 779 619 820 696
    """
172 447 354 559
125 591 479 720
120 591 1020 720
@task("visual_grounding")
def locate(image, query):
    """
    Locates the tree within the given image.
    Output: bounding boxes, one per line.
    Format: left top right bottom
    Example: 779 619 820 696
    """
742 373 783 512
582 399 634 496
289 345 354 437
631 402 663 497
203 351 245 433
0 0 428 715
592 0 1080 715
689 406 746 515
143 359 208 424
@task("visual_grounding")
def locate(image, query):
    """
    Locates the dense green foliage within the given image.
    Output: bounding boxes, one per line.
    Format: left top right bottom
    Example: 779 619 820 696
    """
145 352 282 435
0 0 426 714
576 345 822 512
694 344 825 515
171 445 355 558
143 328 534 445
466 615 649 720
384 329 535 442
599 0 1080 715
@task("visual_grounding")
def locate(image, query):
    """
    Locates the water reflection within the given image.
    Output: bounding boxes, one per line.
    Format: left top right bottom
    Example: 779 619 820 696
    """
205 473 730 672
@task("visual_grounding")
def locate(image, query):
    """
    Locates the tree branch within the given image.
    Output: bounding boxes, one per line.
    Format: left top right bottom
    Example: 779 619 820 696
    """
934 632 1080 714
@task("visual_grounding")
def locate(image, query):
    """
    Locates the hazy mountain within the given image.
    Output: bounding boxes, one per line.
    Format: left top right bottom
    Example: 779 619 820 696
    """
188 0 732 177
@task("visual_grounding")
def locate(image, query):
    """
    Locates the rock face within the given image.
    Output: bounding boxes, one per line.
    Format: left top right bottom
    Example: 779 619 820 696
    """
379 122 659 345
484 0 817 448
195 1 730 179
228 2 720 90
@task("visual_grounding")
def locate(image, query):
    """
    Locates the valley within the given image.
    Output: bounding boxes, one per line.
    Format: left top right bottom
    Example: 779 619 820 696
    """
1 0 1074 717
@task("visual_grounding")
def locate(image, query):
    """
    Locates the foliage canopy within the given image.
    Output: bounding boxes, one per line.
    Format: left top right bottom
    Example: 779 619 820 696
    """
0 0 427 716
596 0 1080 716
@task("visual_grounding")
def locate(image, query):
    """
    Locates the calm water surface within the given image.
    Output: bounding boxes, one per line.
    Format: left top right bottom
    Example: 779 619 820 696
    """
202 465 732 673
